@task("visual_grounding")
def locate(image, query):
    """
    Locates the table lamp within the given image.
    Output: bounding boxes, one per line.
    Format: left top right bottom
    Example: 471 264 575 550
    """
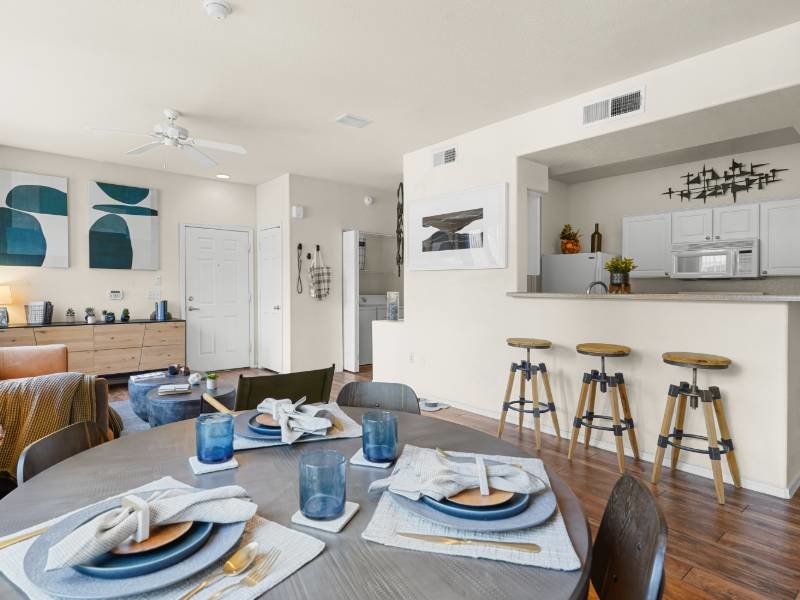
0 286 12 328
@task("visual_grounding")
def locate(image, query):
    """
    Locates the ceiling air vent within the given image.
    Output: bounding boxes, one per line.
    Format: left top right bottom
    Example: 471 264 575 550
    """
582 88 644 125
433 146 456 167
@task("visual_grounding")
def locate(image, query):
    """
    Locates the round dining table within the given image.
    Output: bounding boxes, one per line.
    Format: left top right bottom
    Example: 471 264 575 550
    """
0 407 591 599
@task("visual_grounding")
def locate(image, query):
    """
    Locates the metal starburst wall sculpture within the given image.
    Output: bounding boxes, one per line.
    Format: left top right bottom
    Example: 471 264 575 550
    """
663 158 787 203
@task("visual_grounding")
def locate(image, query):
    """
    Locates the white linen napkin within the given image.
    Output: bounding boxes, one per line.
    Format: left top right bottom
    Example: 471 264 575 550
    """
256 398 334 444
368 446 545 501
45 485 257 570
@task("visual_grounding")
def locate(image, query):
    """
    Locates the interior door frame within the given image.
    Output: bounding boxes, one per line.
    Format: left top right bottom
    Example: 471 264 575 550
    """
179 223 255 368
342 229 360 373
257 225 283 373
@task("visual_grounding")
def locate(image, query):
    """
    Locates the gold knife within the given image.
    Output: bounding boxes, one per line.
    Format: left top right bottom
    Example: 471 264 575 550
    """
398 532 541 553
0 526 48 550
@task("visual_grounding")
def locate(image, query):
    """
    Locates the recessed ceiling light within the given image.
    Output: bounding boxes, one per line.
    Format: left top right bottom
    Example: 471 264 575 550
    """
215 173 231 180
335 113 372 128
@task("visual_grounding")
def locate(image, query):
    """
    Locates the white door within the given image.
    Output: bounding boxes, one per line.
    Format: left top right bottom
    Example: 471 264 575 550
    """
712 204 759 241
622 213 671 278
342 230 359 372
259 227 282 372
358 307 376 365
185 226 251 372
671 208 713 244
760 199 800 276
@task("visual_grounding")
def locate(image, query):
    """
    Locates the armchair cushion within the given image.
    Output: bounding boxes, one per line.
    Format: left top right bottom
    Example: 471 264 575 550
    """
0 344 67 380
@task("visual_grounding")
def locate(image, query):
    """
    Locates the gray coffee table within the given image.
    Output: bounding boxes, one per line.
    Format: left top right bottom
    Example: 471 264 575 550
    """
145 383 236 427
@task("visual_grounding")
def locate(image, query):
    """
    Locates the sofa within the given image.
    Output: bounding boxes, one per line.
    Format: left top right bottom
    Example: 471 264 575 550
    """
0 345 110 437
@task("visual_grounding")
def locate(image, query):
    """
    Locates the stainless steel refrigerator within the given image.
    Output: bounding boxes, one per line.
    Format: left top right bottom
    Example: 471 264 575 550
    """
540 252 612 293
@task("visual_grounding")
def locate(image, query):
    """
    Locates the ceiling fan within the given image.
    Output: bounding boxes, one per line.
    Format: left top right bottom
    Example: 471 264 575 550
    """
90 108 246 167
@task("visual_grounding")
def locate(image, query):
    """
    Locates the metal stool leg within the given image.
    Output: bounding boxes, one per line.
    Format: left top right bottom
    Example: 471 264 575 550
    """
516 363 526 434
710 386 741 488
567 373 591 460
496 364 516 438
540 365 560 439
608 378 626 474
530 369 542 450
670 387 688 469
583 376 597 449
651 386 678 484
616 373 639 460
701 390 726 504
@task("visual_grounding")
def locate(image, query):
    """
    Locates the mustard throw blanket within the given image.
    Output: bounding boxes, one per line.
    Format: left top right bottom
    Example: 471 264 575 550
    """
0 372 97 479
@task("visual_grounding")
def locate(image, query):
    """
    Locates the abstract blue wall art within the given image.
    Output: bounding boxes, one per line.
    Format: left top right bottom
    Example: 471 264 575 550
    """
89 181 159 270
0 170 69 267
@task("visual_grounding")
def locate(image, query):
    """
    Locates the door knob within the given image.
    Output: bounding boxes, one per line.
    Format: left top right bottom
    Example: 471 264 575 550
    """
274 305 280 310
715 235 720 239
188 306 200 311
188 296 194 301
705 236 711 240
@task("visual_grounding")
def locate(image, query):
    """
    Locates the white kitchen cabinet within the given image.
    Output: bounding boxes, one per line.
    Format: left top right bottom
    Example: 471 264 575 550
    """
622 212 671 278
712 204 759 241
760 199 800 276
671 208 713 244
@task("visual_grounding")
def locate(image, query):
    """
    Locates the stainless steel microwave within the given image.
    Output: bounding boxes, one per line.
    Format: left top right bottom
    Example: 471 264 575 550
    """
670 239 759 279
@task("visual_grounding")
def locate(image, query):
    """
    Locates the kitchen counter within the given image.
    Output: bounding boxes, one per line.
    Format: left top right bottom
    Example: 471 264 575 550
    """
507 292 800 302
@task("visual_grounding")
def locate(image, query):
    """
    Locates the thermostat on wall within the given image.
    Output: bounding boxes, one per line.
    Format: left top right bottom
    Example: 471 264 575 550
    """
108 290 124 301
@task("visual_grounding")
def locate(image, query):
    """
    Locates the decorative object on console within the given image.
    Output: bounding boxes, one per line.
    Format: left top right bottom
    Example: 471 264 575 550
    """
560 224 582 254
0 169 68 268
0 286 12 328
590 223 603 252
120 308 130 322
396 182 404 276
309 246 332 300
102 310 116 323
408 183 507 270
662 158 788 203
89 181 159 270
25 301 52 326
64 307 76 323
605 257 637 294
206 372 218 392
84 307 96 324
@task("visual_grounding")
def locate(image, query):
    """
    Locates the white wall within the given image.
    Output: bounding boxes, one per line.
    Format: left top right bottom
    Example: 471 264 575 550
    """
0 146 256 324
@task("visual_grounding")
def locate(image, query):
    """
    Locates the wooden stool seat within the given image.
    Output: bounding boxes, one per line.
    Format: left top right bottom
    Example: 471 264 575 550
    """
662 352 731 370
506 337 552 350
576 343 630 357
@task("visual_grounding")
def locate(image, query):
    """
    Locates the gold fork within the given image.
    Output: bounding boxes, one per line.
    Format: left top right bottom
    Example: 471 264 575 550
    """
208 548 281 600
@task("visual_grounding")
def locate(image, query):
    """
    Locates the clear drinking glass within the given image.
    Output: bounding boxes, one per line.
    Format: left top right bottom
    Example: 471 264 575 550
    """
362 410 398 463
195 413 234 463
299 450 346 520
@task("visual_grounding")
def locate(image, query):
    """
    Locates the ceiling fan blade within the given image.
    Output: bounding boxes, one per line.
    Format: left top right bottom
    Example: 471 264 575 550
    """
126 141 163 155
88 127 154 138
183 144 217 167
192 138 247 155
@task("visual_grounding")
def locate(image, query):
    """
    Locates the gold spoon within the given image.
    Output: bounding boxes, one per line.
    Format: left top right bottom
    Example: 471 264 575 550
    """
179 541 259 600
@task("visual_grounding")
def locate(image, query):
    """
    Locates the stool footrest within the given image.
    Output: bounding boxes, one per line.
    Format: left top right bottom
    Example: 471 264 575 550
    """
506 399 553 415
576 413 633 433
663 431 732 456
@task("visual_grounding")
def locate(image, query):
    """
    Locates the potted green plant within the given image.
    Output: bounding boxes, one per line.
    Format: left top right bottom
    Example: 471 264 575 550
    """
604 256 637 294
102 309 116 323
120 308 130 322
560 224 582 254
206 372 219 392
65 307 76 323
85 307 96 324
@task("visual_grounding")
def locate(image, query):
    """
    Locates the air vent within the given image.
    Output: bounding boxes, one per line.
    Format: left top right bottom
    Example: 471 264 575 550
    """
582 88 644 125
335 113 372 128
433 146 456 167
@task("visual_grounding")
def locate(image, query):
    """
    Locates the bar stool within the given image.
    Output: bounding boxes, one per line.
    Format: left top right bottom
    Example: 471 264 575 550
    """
496 337 561 449
651 352 740 505
568 343 639 473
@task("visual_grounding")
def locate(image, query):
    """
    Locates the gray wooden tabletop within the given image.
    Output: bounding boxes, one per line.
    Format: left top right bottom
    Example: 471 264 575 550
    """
0 408 591 599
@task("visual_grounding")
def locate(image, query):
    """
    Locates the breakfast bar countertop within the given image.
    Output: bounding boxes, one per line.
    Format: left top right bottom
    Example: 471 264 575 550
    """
507 291 800 302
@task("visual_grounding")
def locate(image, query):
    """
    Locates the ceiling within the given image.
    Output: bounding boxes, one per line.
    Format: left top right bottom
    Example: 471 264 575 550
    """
2 1 800 189
526 86 800 183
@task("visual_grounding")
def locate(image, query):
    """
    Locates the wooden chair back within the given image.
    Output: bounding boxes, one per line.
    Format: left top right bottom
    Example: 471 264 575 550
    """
16 421 104 483
591 475 667 600
234 364 335 411
336 381 420 414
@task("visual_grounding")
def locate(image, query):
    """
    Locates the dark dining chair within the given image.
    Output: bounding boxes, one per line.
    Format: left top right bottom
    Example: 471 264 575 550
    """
234 364 335 411
336 381 421 414
16 421 104 483
591 474 667 600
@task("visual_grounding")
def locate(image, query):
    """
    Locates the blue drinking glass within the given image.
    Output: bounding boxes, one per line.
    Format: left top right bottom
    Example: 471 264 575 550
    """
195 413 234 464
299 450 346 520
362 410 398 463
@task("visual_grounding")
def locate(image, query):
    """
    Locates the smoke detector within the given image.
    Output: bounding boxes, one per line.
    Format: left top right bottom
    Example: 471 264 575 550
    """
204 0 232 19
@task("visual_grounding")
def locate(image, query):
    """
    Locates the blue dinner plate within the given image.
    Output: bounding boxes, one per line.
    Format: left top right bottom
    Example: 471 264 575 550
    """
421 492 530 521
247 414 281 435
73 521 214 579
233 411 284 440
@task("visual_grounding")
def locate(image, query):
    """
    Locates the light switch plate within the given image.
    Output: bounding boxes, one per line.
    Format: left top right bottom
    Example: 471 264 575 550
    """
108 290 124 300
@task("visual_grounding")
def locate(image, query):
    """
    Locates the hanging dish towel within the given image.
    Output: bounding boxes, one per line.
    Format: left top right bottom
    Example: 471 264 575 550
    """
309 248 332 300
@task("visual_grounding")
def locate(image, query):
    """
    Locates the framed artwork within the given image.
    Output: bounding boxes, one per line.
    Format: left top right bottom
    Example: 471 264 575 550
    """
0 169 69 267
89 181 159 270
408 182 507 270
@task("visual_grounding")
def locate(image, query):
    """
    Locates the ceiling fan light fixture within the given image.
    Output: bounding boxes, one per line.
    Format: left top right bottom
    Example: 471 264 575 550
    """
215 173 231 180
204 0 232 20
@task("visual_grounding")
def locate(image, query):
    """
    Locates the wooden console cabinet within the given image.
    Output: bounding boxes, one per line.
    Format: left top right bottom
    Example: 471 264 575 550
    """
0 320 185 376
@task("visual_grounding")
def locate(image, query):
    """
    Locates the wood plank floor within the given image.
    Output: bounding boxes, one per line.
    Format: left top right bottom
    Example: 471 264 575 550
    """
111 366 800 599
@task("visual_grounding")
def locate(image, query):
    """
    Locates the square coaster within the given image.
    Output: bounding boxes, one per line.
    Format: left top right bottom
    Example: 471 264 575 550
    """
189 456 239 475
291 502 359 533
350 448 394 469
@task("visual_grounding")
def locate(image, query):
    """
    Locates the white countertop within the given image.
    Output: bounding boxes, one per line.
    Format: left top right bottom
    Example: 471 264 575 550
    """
507 291 800 302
